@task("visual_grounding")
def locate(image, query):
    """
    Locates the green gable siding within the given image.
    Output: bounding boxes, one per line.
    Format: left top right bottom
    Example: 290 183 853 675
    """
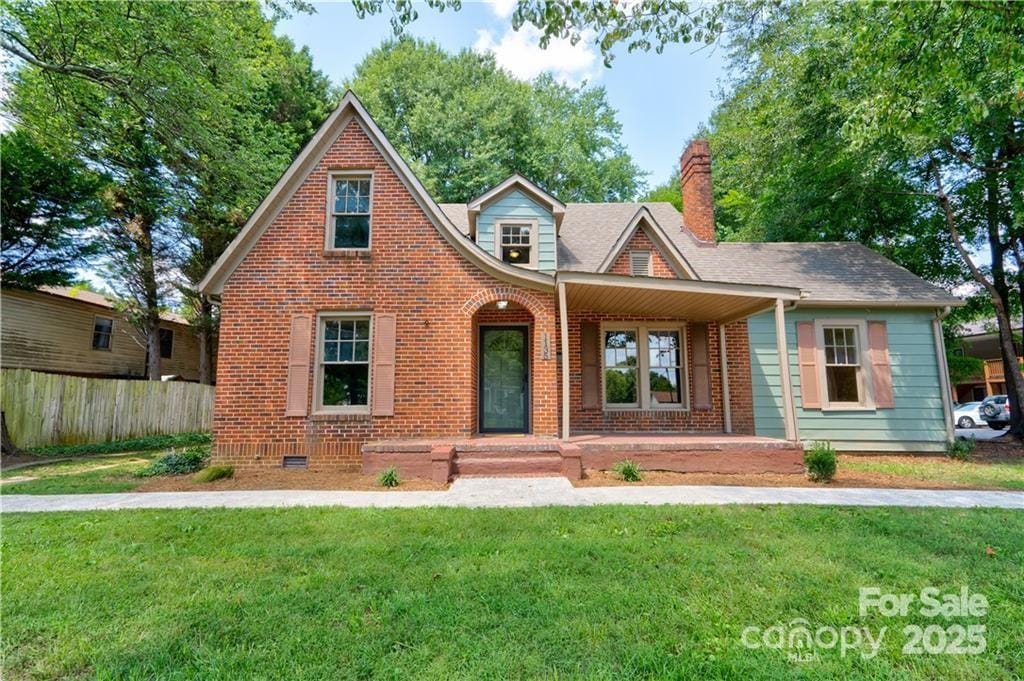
748 308 949 452
476 189 556 272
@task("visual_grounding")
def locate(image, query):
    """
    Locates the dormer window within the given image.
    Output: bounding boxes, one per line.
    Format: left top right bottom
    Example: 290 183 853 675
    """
328 172 372 250
497 220 537 268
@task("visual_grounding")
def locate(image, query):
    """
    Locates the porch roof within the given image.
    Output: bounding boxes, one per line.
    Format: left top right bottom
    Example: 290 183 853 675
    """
557 272 802 323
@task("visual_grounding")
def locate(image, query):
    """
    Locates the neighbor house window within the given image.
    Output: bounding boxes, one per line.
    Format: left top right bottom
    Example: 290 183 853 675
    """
603 324 688 409
92 316 113 351
159 328 174 359
328 174 372 249
821 324 864 406
317 314 371 412
496 220 537 267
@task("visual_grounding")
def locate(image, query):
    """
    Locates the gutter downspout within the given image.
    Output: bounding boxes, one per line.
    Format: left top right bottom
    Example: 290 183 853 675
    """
558 281 571 440
933 306 955 441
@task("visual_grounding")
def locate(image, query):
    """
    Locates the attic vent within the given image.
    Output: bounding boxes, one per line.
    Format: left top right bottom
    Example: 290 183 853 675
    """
282 455 308 469
630 250 652 277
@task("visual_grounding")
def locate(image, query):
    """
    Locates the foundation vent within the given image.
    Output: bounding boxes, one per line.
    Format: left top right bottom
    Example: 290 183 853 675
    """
282 455 309 469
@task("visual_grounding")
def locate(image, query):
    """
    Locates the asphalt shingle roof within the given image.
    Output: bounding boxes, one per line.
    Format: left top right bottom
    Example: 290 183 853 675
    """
438 202 960 306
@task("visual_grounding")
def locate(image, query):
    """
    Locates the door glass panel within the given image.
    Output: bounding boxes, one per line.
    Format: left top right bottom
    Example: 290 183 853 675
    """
481 328 527 432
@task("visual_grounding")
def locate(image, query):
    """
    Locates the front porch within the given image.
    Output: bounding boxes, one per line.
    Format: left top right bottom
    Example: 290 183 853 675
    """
362 433 804 483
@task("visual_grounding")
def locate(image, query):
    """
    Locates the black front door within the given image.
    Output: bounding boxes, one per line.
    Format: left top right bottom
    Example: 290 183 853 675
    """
478 326 529 433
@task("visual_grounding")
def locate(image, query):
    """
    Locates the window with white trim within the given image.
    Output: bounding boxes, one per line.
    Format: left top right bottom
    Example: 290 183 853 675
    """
329 174 372 249
496 221 537 267
822 325 863 405
603 324 688 409
92 316 113 351
317 314 371 412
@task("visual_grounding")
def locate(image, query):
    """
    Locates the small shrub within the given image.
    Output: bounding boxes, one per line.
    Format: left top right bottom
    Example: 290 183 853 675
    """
946 436 976 461
137 446 210 477
194 465 234 483
378 466 401 488
612 459 644 482
804 441 837 482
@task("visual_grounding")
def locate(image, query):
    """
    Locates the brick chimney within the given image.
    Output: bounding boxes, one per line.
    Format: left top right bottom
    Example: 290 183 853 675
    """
680 139 715 242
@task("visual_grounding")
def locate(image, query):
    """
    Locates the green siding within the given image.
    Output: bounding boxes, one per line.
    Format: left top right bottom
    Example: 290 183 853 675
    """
477 189 557 272
748 308 949 452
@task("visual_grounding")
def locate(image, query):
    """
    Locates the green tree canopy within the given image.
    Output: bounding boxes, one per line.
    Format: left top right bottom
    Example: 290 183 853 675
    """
347 38 641 202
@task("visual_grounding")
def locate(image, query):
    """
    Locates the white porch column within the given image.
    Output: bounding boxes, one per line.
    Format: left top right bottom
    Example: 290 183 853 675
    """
558 281 571 440
718 323 732 434
774 298 799 442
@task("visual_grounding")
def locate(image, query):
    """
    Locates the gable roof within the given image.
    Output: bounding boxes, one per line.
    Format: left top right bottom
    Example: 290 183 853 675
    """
198 91 554 296
36 286 189 325
596 206 697 278
466 174 566 236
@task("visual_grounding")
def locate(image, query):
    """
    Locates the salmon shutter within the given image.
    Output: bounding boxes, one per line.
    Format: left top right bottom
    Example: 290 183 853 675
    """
691 323 712 410
796 321 821 409
867 321 894 408
372 313 397 416
581 322 600 409
285 315 312 417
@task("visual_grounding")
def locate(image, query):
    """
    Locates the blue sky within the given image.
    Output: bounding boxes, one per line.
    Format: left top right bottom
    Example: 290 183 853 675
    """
278 1 728 191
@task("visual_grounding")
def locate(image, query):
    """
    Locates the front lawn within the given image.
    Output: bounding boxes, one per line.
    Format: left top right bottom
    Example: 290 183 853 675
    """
841 455 1024 491
0 453 157 494
3 506 1021 679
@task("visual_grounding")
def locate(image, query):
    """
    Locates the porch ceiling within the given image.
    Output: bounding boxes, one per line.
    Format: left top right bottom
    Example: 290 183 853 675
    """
558 272 802 323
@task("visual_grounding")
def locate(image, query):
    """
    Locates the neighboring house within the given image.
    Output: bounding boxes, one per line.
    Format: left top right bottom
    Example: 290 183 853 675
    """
199 92 960 477
950 319 1023 401
1 286 211 382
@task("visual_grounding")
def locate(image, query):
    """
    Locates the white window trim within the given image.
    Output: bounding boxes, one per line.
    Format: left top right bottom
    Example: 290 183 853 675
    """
814 318 875 411
91 315 114 352
313 311 374 415
629 250 652 277
325 170 374 252
600 321 690 411
494 218 539 269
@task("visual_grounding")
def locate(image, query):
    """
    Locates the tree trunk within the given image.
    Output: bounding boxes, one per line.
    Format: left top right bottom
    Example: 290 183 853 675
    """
197 294 214 385
1 411 21 457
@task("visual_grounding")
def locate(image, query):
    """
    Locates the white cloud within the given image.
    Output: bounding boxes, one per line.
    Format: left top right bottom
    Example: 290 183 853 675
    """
473 25 602 86
485 0 517 20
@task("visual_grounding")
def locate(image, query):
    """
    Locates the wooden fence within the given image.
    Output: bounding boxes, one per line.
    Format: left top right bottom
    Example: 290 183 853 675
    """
2 369 213 448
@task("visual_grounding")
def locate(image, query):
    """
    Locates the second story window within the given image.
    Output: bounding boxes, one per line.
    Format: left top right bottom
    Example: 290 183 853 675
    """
329 174 372 249
497 221 536 267
92 317 113 350
159 328 174 359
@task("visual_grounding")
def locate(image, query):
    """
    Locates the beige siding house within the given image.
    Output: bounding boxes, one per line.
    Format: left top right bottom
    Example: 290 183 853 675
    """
1 286 211 381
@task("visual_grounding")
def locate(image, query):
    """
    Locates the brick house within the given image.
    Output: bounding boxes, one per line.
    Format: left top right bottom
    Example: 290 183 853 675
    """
199 92 961 480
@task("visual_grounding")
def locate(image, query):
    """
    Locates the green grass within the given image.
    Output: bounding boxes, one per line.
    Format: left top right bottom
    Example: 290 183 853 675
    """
25 432 210 458
3 506 1022 679
0 453 157 494
842 456 1024 491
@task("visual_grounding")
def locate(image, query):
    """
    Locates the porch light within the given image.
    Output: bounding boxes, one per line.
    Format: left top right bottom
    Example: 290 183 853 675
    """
496 300 509 310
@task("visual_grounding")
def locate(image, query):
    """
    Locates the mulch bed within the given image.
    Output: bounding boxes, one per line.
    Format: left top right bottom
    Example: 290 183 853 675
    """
135 467 447 493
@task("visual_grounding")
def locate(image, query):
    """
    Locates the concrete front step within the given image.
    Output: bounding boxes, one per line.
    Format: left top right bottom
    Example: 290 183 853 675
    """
452 455 563 476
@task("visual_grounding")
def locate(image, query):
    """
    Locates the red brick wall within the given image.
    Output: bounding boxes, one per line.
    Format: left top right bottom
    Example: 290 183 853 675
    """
559 311 753 434
213 120 558 468
607 227 679 278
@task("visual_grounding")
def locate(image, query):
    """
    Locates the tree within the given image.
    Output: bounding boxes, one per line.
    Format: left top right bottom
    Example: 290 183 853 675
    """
347 38 641 202
706 2 1024 437
0 130 105 289
2 1 330 381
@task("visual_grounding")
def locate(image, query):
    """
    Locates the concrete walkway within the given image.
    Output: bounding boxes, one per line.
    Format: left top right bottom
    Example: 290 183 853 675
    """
3 477 1022 512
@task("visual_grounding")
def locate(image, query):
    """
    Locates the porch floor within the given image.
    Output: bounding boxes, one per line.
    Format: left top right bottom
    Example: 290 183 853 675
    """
362 433 804 482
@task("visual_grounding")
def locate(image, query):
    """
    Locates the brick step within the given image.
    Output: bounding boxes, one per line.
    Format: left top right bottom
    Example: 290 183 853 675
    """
452 455 563 476
452 447 561 458
453 443 561 454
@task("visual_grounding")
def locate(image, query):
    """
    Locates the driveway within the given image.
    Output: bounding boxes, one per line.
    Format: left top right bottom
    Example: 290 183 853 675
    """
955 427 1010 441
